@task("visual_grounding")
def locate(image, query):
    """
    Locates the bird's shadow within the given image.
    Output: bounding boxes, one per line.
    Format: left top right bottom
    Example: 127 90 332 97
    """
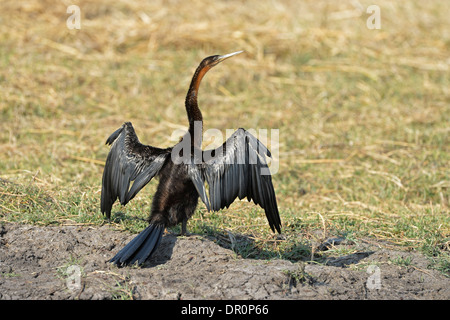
109 216 374 268
143 233 178 268
140 224 314 268
199 225 313 262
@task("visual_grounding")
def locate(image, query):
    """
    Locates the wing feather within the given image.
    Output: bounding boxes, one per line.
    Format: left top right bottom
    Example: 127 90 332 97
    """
100 122 170 218
187 128 281 233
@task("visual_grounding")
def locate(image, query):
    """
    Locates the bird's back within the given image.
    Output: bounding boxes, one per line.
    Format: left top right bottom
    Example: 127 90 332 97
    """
149 158 199 227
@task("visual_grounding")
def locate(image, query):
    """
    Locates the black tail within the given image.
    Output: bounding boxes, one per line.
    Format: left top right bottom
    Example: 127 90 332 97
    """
110 224 164 266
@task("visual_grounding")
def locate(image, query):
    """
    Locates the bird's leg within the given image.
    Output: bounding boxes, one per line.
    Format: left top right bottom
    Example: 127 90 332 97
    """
180 218 188 236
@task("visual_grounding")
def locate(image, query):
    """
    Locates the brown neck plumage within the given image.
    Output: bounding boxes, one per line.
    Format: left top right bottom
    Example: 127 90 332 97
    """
185 64 211 147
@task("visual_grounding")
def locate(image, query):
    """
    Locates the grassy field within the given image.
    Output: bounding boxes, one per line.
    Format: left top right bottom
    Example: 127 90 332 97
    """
0 0 448 274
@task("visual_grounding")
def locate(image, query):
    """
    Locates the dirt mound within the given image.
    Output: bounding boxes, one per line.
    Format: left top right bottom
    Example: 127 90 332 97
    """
0 223 448 300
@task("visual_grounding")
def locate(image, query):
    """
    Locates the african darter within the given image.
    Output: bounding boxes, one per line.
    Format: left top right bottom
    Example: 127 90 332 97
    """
100 51 281 266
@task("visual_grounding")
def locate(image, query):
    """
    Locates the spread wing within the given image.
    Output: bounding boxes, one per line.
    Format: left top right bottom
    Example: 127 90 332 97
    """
100 122 170 218
187 128 281 233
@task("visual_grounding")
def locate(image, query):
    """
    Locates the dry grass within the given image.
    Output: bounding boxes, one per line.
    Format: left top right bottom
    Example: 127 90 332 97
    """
0 0 448 272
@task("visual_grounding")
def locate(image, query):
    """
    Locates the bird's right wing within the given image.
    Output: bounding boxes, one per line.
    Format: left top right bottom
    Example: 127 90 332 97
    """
100 122 170 219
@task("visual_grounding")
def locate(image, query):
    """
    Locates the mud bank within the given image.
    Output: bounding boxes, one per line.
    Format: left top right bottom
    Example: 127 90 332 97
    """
0 223 448 299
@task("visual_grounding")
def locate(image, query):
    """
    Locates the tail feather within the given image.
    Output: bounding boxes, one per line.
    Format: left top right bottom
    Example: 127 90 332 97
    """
113 226 153 263
130 229 163 264
110 224 164 266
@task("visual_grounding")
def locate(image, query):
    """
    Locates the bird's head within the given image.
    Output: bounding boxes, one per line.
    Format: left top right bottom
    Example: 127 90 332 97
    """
200 50 244 70
188 51 243 98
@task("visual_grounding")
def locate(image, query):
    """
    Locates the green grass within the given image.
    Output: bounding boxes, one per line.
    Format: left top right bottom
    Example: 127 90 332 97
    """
0 0 448 275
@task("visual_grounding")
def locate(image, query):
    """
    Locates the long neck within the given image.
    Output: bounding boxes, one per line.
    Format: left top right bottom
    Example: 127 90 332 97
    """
185 64 210 147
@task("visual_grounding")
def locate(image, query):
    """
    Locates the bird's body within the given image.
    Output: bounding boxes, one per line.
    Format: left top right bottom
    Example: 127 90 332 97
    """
101 51 281 266
150 155 199 230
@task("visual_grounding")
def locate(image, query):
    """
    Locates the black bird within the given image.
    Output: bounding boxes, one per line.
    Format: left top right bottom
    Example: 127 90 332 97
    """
101 51 281 266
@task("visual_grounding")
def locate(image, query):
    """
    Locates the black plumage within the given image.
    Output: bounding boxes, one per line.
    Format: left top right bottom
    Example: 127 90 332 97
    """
101 51 281 266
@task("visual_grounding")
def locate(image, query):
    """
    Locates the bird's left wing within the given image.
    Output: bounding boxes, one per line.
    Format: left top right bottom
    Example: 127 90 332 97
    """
187 128 281 233
100 122 171 219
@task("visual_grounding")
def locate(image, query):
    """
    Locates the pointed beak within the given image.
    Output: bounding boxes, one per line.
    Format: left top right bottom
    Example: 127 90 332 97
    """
216 50 244 63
